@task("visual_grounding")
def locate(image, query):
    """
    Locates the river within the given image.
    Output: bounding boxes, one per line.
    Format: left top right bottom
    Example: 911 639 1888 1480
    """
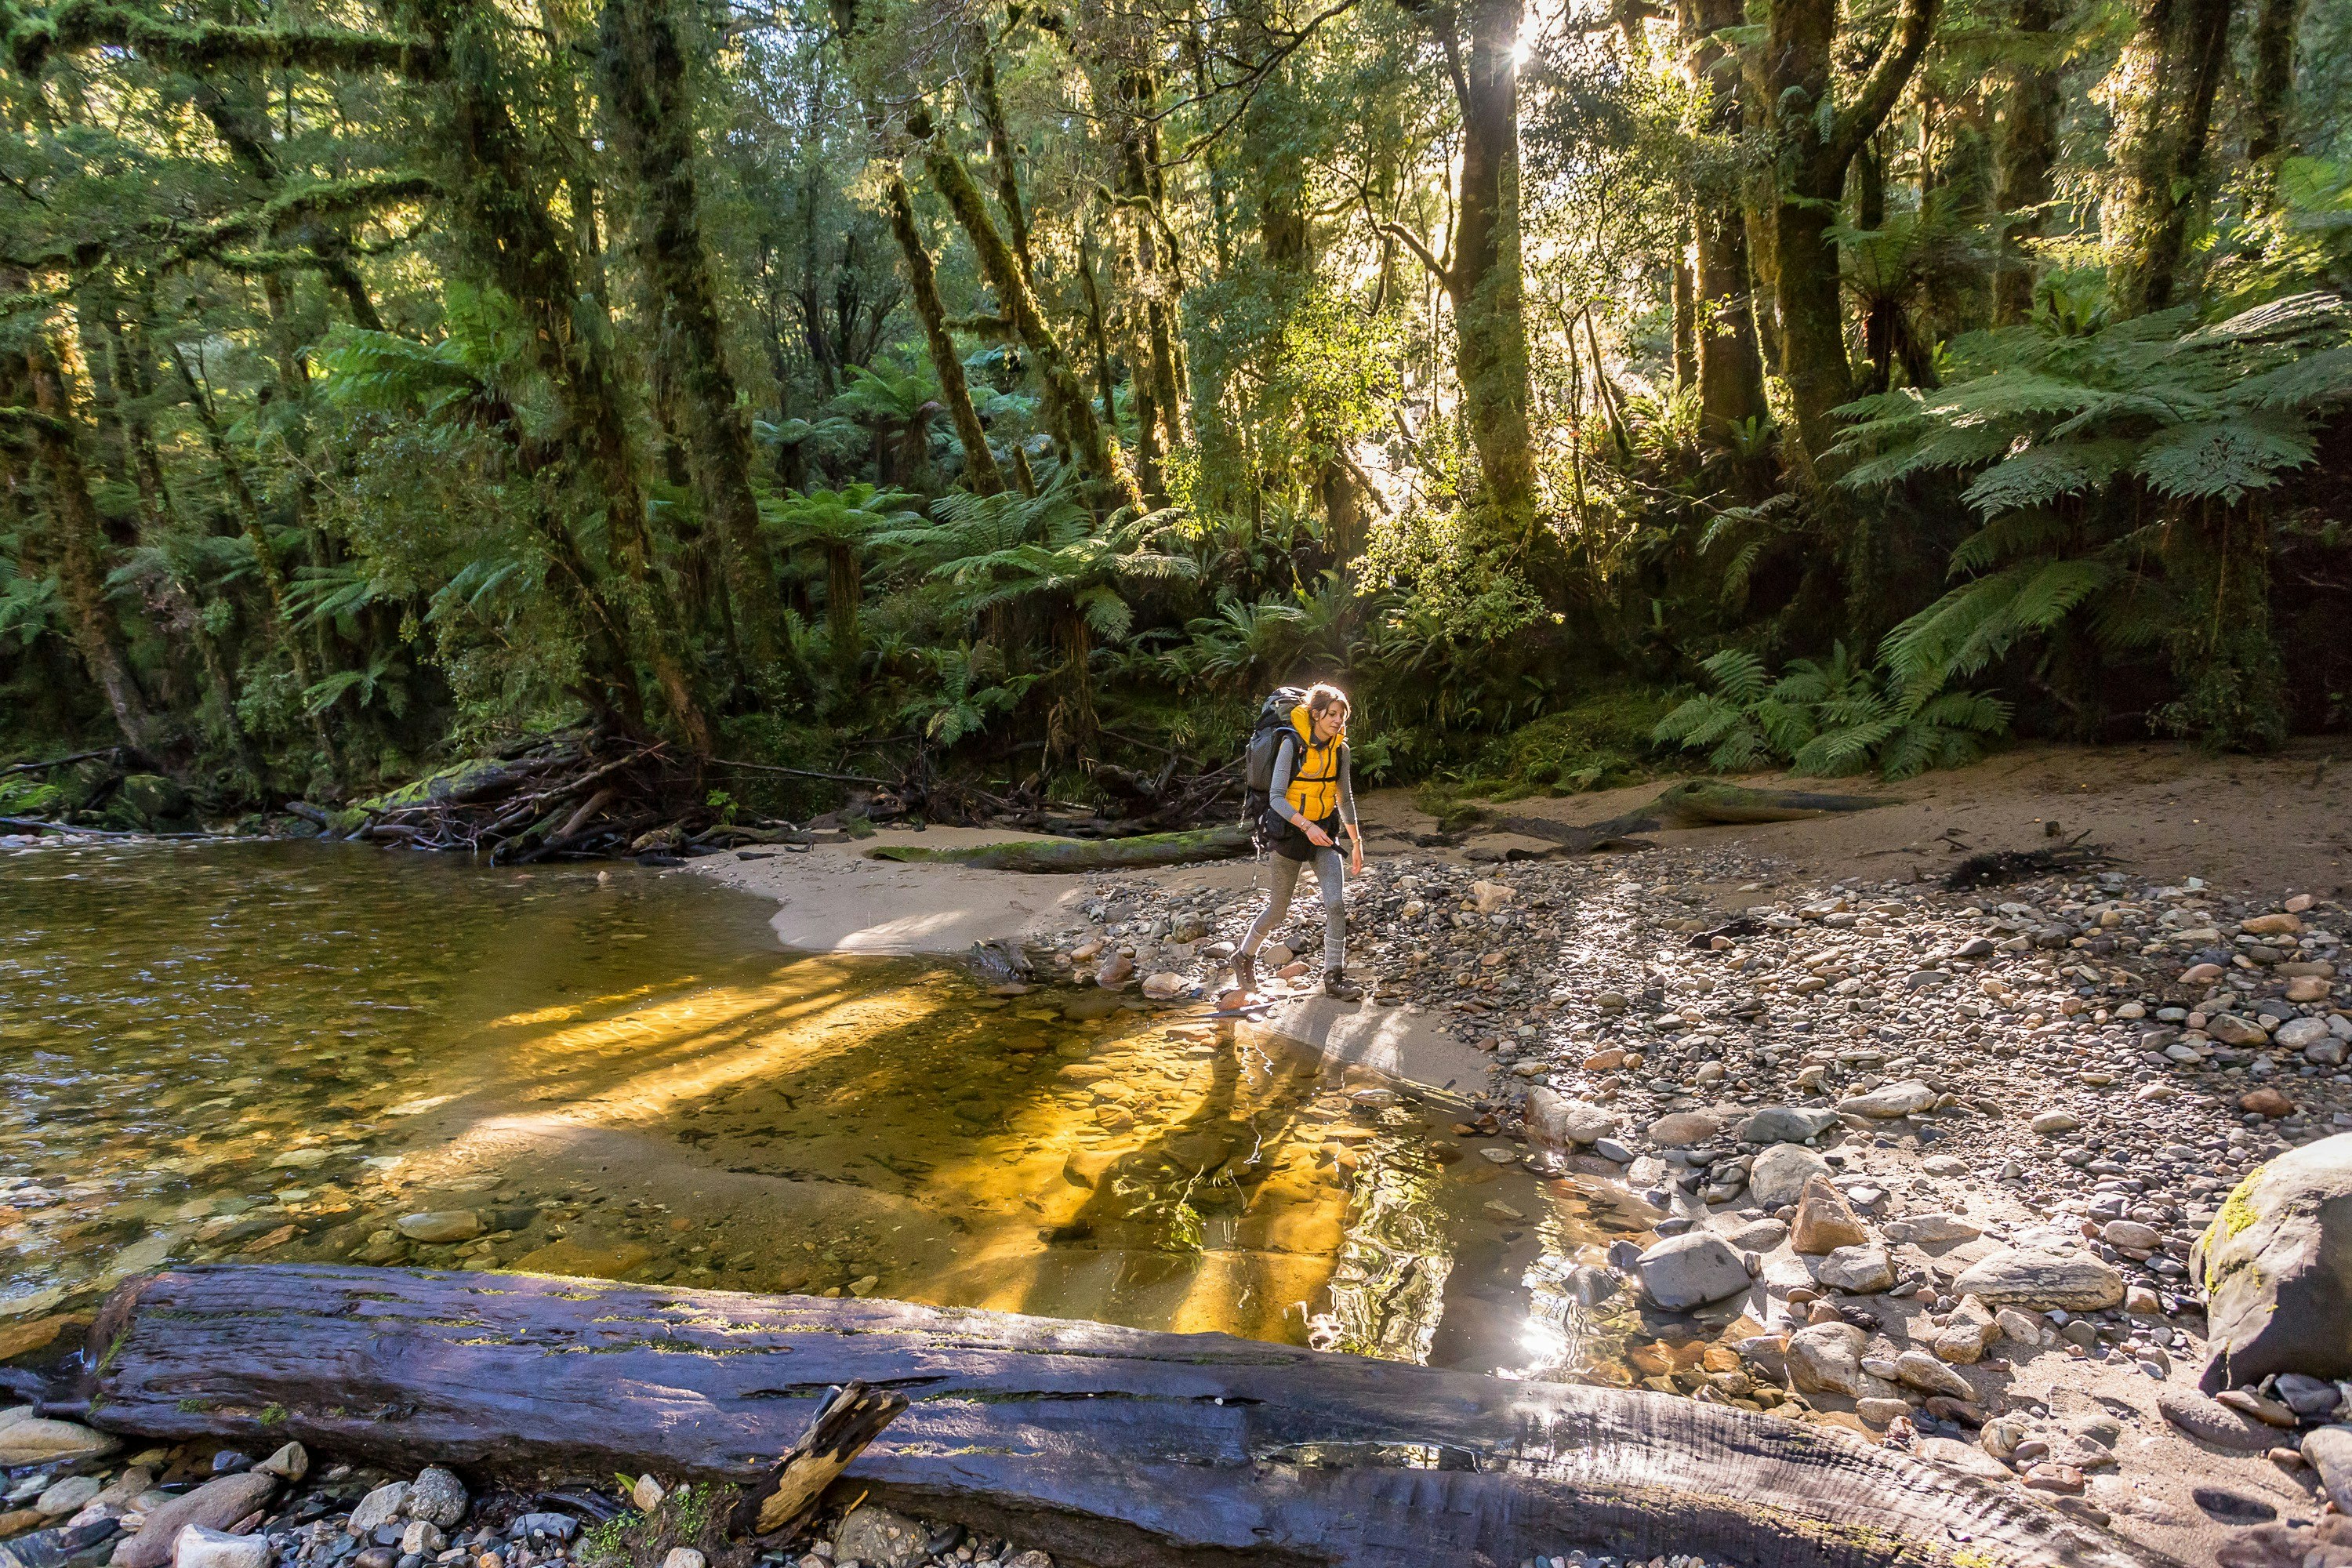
0 840 1654 1379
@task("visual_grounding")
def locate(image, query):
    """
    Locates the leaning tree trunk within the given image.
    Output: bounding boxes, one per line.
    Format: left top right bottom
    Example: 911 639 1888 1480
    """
78 1266 2180 1568
922 136 1144 515
597 0 782 674
885 176 1007 495
2102 0 2235 317
13 325 158 758
1993 0 2061 324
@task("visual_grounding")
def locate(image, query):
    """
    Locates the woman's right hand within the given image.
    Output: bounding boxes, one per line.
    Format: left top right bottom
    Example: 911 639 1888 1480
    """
1303 822 1334 848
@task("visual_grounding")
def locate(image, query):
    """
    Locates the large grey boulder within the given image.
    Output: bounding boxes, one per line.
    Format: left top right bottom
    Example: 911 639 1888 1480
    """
1748 1144 1831 1209
116 773 190 826
1950 1248 2124 1312
2194 1133 2352 1389
403 1467 467 1530
1524 1087 1617 1149
1633 1232 1753 1310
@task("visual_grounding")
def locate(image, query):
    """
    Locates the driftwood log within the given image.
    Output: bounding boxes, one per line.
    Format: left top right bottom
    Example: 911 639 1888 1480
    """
866 823 1253 874
80 1266 2176 1568
1486 782 1889 858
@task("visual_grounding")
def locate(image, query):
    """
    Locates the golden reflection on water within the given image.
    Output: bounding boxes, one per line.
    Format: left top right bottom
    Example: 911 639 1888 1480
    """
0 841 1657 1378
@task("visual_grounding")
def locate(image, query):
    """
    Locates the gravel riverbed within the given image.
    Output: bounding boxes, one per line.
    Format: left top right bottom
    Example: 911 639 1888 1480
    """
1033 841 2352 1565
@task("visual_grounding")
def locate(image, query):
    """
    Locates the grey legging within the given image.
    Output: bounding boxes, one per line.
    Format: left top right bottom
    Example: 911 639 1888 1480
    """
1239 846 1346 971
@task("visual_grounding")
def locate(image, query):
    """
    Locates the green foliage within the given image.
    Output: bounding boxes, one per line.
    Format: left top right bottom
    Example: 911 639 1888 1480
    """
898 641 1040 743
759 483 924 551
1654 644 2010 779
1837 292 2352 746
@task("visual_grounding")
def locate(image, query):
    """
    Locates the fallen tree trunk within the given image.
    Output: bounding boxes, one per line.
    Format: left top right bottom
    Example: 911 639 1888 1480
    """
866 824 1251 874
1491 782 1889 857
79 1266 2172 1568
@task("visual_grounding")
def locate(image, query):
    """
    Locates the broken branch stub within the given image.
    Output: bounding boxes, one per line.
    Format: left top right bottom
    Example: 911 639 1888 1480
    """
733 1380 909 1540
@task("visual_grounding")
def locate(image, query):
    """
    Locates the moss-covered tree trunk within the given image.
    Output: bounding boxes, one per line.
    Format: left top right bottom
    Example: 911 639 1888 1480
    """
1758 0 1940 470
884 176 1006 496
13 322 159 758
1992 0 2061 324
2102 0 2234 316
922 137 1145 515
1445 0 1536 539
596 0 781 676
1682 0 1769 448
823 543 860 674
2244 0 2308 208
397 0 710 752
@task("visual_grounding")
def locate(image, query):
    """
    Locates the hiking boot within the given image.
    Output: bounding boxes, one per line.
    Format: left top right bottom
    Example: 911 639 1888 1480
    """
1323 968 1363 1001
1232 952 1257 995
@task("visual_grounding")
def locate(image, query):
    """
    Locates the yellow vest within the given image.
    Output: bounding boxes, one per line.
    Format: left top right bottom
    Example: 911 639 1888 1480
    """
1283 706 1345 822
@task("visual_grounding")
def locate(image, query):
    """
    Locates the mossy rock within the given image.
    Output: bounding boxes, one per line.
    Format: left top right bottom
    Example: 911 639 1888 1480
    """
117 774 191 826
0 778 63 816
53 757 120 811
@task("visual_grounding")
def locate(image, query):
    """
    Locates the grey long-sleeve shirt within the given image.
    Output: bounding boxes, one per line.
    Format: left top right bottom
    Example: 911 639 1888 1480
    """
1270 737 1358 829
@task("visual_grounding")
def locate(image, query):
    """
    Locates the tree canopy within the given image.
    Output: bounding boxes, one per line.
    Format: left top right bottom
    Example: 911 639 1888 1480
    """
1 0 2344 810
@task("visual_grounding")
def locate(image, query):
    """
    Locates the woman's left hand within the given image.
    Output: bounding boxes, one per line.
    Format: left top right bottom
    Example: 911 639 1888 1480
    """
1347 838 1363 876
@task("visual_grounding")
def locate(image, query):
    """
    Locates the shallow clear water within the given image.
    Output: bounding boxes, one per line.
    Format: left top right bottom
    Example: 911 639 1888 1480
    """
0 842 1657 1377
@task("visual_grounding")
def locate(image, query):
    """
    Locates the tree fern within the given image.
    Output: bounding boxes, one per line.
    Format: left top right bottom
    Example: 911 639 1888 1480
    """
1835 289 2352 743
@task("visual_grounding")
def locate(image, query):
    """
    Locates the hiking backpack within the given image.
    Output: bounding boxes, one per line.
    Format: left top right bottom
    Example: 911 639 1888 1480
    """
1240 686 1312 826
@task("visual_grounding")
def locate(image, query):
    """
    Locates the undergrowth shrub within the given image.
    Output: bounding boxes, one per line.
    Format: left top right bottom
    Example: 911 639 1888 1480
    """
1653 645 2010 779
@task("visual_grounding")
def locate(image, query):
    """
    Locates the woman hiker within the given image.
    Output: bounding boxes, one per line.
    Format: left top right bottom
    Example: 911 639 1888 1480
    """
1233 684 1365 1002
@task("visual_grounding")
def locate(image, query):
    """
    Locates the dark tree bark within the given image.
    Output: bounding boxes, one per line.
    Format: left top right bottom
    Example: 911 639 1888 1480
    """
2103 0 2234 315
1993 0 2061 324
1671 245 1697 394
1681 0 1769 447
1390 0 1536 539
2244 0 2309 212
596 0 782 673
1755 0 1941 469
